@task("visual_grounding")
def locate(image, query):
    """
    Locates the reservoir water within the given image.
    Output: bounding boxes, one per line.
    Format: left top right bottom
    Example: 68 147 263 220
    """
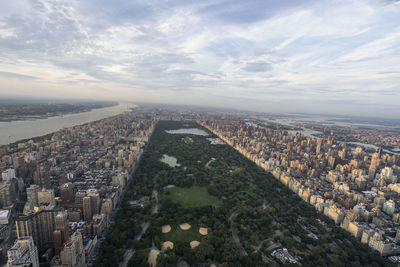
165 128 209 136
0 103 135 146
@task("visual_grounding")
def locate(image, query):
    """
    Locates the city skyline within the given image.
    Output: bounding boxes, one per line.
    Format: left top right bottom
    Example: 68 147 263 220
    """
1 0 400 117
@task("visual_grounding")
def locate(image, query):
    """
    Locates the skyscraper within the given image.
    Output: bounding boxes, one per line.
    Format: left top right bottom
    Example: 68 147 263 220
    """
54 211 70 255
6 237 39 267
60 231 85 267
316 139 322 154
26 184 40 207
87 189 101 215
83 196 92 221
37 188 56 206
369 152 381 179
34 163 50 189
60 182 75 205
16 207 61 253
12 157 26 177
75 191 86 209
0 181 16 208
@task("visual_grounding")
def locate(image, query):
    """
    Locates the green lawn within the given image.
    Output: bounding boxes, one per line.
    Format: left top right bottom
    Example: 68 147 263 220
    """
163 186 221 208
161 225 202 243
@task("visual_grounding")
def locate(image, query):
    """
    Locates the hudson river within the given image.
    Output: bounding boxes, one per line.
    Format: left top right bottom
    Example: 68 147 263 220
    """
0 103 135 146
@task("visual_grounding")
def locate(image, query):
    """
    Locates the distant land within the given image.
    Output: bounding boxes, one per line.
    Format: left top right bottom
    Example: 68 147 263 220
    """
286 112 400 128
0 98 118 122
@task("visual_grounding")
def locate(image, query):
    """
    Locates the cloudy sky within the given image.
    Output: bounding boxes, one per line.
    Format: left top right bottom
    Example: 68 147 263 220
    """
0 0 400 117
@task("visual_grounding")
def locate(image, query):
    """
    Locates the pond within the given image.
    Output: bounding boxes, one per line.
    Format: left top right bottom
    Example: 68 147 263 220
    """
165 128 208 136
160 154 181 167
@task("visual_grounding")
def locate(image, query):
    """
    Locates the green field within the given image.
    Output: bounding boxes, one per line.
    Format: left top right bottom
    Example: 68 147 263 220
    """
163 186 221 208
161 225 202 243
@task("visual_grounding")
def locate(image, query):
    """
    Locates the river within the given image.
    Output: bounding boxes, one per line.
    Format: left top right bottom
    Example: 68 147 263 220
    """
0 102 135 146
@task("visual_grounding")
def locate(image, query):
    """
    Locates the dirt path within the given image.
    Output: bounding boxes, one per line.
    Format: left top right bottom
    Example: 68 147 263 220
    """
152 190 159 214
255 239 268 252
205 158 216 169
119 249 134 267
229 211 248 256
135 221 150 240
119 188 159 266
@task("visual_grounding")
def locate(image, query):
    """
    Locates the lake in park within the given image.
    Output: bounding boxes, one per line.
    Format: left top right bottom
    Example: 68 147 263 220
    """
160 154 181 167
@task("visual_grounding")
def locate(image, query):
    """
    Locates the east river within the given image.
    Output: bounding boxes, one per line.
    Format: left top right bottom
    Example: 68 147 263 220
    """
0 102 135 146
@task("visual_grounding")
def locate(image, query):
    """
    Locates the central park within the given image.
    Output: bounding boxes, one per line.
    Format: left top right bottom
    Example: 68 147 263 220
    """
96 121 393 266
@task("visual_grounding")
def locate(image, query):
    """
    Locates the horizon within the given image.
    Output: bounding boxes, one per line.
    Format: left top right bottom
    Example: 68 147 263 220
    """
1 0 400 117
2 94 400 121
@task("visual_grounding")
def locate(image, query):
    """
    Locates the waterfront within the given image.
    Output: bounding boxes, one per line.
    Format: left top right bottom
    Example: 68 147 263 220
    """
0 103 135 145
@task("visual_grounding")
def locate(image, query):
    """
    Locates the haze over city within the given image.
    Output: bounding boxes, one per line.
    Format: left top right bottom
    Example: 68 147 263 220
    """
1 0 400 117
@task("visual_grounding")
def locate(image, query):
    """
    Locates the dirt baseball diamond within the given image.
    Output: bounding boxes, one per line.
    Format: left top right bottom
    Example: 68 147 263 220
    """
162 241 174 251
162 225 171 233
190 240 200 249
179 223 191 230
199 227 208 235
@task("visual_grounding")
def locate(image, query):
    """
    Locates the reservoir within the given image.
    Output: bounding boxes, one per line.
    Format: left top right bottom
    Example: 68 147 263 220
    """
165 128 209 136
0 103 135 146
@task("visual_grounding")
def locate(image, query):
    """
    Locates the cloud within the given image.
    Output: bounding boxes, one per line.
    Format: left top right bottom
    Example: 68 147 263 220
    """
242 61 272 72
197 0 314 24
0 0 399 117
0 71 37 80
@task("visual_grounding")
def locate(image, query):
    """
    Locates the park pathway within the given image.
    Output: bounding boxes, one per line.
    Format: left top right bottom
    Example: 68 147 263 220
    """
152 190 159 214
119 249 134 267
135 221 150 240
205 157 216 169
119 189 159 266
229 211 248 256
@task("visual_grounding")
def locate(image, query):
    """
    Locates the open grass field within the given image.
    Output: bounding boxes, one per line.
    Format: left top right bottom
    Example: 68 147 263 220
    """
161 224 202 243
163 186 221 208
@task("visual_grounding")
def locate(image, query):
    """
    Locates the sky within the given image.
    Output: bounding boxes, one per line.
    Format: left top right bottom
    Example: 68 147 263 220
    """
0 0 400 117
